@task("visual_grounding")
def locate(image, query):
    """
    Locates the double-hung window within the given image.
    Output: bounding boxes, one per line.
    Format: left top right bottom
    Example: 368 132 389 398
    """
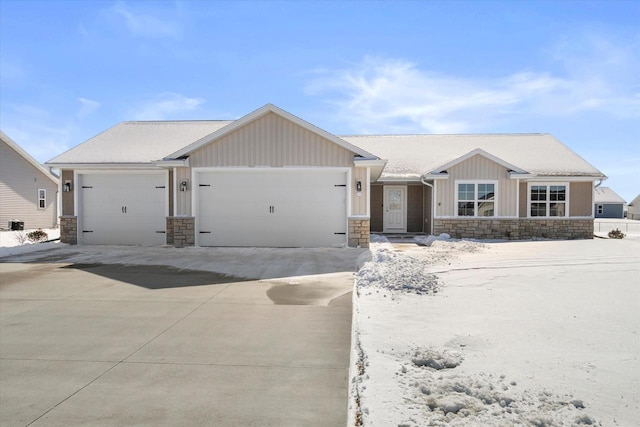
38 189 46 209
456 181 497 217
529 184 567 217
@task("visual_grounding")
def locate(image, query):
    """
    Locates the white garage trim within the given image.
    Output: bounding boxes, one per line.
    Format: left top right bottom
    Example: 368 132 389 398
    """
192 167 351 247
74 169 169 245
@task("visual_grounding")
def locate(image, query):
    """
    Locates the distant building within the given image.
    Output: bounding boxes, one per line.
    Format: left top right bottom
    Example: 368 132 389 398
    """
0 130 59 230
628 194 640 220
593 187 626 219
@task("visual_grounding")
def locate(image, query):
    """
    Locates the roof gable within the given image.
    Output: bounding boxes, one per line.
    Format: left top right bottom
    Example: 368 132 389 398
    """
430 148 527 174
594 187 626 204
165 104 377 160
1 130 58 184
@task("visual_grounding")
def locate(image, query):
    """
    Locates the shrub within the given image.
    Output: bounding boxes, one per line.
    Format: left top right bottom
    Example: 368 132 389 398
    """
27 229 49 242
608 228 625 239
12 231 28 245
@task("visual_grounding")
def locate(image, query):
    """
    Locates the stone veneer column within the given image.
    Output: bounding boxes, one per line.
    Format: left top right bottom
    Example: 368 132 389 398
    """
166 217 195 247
348 217 370 248
59 216 77 244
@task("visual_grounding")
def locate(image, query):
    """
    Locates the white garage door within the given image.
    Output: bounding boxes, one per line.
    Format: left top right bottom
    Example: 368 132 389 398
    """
79 173 167 245
197 169 347 247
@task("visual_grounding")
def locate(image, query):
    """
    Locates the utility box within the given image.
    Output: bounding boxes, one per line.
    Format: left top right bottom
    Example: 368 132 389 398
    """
9 220 24 231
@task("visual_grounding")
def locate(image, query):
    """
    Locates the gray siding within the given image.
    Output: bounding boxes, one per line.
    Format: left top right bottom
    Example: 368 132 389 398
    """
0 140 58 229
595 203 624 219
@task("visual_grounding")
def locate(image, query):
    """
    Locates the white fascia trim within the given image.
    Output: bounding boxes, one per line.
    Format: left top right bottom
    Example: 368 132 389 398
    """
422 173 449 180
155 159 189 168
45 163 162 170
519 176 602 182
166 103 379 160
354 159 387 167
378 176 422 183
431 148 527 174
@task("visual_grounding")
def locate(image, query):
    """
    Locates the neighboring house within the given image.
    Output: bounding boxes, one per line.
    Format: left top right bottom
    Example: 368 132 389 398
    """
1 130 59 230
593 187 626 218
628 194 640 220
45 104 605 247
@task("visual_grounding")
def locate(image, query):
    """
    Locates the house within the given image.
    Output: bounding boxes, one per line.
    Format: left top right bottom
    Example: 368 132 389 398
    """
45 104 605 247
628 194 640 220
593 187 626 219
1 130 59 230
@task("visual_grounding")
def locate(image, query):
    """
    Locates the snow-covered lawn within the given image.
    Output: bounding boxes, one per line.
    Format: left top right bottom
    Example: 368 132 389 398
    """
0 228 61 258
351 235 639 426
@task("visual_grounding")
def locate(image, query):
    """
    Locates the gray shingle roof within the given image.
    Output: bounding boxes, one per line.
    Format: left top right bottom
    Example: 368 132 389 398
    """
340 133 605 179
47 121 233 164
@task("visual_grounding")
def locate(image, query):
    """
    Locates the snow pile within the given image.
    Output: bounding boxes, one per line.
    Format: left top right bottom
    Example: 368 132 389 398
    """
413 233 451 247
394 348 598 426
356 245 439 296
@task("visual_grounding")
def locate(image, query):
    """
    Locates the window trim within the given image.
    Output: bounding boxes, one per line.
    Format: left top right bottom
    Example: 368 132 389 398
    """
37 188 46 210
527 182 569 218
454 180 499 217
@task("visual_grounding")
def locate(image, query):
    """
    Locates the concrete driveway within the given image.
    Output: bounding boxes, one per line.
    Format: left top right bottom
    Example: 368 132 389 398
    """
0 246 365 426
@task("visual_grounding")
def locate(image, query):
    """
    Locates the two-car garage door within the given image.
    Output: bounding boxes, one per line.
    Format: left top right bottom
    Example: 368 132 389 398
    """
196 169 348 247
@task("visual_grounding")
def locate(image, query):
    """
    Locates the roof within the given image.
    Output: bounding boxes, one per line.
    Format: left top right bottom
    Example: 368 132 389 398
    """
628 194 640 207
47 121 233 165
341 133 605 180
594 187 626 204
1 130 59 184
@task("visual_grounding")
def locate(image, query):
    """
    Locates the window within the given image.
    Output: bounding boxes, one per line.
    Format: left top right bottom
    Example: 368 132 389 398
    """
597 204 603 215
529 184 567 217
456 182 496 217
38 189 46 209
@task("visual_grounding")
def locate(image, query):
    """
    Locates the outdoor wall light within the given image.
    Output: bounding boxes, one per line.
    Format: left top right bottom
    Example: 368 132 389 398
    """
180 180 188 192
356 181 362 192
63 181 72 192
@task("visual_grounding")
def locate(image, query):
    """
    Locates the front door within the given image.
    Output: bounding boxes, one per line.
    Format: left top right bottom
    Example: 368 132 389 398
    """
383 186 406 232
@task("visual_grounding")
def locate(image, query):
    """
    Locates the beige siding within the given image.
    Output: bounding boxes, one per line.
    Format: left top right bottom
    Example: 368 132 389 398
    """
519 181 527 218
175 167 192 216
189 112 354 168
435 154 517 217
570 182 593 217
352 167 368 216
0 140 58 229
61 170 74 215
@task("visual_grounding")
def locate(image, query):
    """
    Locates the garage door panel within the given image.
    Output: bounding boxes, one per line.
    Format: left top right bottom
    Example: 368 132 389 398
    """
197 170 347 247
80 173 166 246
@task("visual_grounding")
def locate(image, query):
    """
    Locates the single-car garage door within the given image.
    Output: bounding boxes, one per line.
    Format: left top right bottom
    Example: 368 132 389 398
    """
79 172 167 245
197 169 347 247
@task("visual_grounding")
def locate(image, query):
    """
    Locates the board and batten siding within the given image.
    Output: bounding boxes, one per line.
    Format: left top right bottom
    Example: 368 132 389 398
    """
0 140 58 229
61 170 74 215
435 154 517 217
181 112 361 217
174 167 191 216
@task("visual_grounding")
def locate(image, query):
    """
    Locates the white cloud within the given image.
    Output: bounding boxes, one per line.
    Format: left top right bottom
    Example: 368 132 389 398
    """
132 92 206 120
77 97 101 118
306 36 640 134
111 1 180 39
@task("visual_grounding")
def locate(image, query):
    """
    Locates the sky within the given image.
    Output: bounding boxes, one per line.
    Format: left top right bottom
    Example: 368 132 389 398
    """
1 0 638 201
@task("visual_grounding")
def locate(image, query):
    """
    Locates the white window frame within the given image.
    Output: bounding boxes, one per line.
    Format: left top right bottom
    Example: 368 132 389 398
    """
597 204 604 215
454 180 498 217
527 182 569 218
37 189 46 209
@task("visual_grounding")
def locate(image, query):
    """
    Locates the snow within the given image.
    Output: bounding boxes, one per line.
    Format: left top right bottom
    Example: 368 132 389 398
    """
351 235 639 426
0 229 61 258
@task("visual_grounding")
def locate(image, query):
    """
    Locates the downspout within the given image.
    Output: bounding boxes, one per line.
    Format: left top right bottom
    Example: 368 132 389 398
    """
420 176 434 235
594 179 603 188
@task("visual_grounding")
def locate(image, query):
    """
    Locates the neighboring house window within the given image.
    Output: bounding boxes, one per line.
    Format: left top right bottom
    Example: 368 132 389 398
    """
597 204 604 215
529 184 567 217
38 189 46 209
456 181 496 217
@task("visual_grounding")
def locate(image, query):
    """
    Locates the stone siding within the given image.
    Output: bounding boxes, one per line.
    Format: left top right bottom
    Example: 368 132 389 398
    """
166 217 195 247
59 216 77 244
348 217 370 248
434 218 593 240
